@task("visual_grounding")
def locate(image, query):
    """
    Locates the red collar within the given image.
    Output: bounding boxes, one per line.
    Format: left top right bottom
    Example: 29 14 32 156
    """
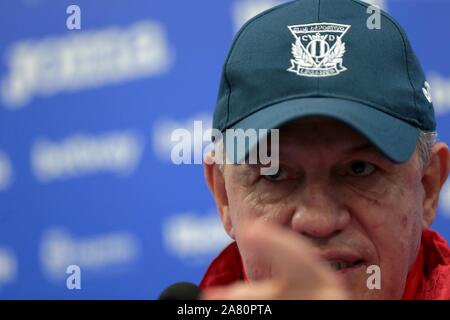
200 229 450 299
199 241 247 289
402 229 450 299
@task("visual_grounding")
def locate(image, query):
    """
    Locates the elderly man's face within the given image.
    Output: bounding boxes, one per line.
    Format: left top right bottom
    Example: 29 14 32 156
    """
220 117 427 299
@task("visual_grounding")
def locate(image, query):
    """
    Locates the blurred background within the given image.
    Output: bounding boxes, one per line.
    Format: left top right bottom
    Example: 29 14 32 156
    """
0 0 449 299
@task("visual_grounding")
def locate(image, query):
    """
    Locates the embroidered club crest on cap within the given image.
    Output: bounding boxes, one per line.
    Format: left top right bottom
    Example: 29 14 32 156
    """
287 23 351 77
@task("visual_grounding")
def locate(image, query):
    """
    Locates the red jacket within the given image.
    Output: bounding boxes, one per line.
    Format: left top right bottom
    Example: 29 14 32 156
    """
200 229 450 299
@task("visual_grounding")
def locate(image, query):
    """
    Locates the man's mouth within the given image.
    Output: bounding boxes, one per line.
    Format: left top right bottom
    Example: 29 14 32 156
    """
328 260 365 272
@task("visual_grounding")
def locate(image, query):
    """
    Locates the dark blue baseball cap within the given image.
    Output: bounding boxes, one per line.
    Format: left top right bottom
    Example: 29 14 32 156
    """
213 0 435 164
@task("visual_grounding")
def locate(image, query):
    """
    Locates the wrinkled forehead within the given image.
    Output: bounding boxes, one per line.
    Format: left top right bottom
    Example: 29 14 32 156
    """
278 116 375 153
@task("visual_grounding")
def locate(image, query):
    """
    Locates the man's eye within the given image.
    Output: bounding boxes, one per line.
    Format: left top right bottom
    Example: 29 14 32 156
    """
348 161 376 177
262 168 289 182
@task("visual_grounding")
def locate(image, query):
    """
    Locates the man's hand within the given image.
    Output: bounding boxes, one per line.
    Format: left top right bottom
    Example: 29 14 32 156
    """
201 223 348 300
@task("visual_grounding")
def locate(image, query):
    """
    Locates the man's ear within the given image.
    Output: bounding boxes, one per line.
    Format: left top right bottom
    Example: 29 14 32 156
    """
421 143 450 228
204 155 235 239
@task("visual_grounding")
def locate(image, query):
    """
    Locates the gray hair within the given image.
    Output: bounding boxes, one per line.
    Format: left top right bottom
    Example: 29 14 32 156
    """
417 130 438 170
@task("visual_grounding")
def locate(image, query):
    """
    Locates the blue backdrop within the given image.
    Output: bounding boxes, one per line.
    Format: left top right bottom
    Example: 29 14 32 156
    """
0 0 449 299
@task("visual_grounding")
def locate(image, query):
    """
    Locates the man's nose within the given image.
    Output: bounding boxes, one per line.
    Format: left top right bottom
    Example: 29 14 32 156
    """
290 181 351 240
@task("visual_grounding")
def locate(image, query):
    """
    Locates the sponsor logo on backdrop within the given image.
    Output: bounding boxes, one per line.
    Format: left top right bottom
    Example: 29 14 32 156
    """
163 212 232 264
364 0 387 10
152 114 213 163
442 182 450 219
232 0 387 32
0 248 17 289
31 131 144 183
428 73 450 116
40 228 140 280
0 151 13 192
1 21 172 109
232 0 283 32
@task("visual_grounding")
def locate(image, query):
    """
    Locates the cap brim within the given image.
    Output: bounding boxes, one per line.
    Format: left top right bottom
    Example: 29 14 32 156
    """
225 97 419 164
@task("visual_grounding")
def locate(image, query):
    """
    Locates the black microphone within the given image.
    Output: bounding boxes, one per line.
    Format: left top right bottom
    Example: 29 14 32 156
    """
158 282 202 300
